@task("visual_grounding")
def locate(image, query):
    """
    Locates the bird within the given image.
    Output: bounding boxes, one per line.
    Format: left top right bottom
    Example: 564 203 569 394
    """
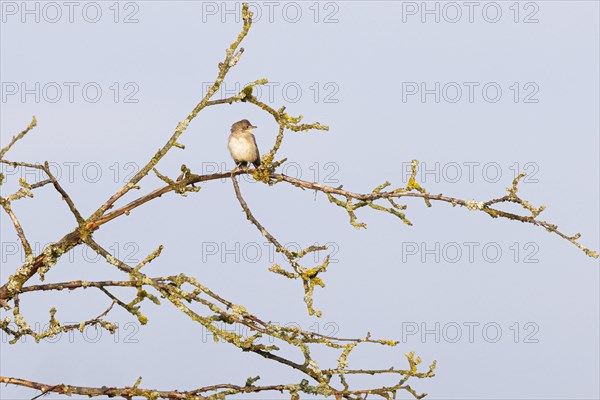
228 119 261 169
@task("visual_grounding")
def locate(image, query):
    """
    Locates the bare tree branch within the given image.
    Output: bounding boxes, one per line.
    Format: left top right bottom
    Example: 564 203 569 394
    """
0 115 36 159
231 173 329 316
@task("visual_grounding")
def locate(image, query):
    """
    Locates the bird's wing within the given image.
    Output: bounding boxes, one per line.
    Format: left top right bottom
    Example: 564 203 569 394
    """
251 133 260 162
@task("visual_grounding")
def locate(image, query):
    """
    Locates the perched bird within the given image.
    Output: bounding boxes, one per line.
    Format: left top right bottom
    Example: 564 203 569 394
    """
228 119 260 168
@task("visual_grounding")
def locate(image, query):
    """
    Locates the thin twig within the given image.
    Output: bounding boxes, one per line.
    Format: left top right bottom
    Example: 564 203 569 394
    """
0 116 37 159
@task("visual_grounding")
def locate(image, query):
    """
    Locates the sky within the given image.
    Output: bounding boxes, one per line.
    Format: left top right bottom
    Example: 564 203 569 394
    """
0 1 599 399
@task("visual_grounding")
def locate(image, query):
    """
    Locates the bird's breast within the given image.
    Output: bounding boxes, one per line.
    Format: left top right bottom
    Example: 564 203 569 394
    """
228 134 258 161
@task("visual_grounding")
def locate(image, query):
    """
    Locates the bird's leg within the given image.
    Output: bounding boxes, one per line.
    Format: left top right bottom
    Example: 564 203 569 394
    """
234 161 250 172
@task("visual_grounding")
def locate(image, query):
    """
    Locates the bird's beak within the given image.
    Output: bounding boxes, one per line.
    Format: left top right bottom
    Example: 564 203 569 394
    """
251 125 258 129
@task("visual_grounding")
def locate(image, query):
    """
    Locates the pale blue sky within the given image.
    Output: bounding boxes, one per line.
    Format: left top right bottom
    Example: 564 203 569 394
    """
1 1 599 399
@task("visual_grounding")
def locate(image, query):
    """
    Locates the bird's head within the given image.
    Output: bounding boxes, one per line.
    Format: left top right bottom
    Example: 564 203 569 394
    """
231 119 257 133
